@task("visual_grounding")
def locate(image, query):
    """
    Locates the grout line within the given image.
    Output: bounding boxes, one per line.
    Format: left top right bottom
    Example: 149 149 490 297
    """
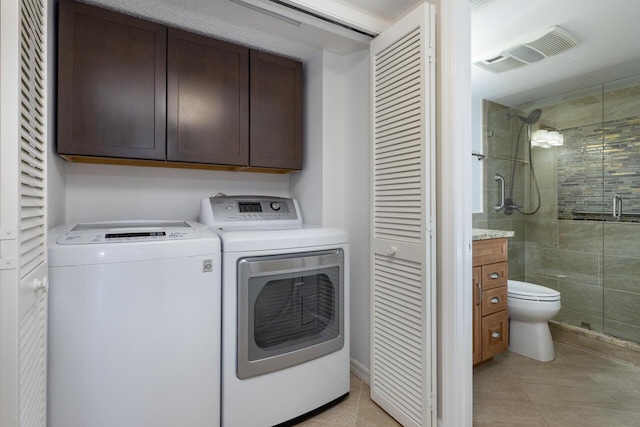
353 378 363 425
529 400 552 427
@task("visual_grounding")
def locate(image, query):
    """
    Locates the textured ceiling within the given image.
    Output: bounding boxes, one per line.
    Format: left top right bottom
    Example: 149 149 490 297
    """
83 0 373 61
334 0 421 22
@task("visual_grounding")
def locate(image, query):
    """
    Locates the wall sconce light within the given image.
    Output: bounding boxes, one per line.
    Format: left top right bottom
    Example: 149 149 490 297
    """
531 129 563 148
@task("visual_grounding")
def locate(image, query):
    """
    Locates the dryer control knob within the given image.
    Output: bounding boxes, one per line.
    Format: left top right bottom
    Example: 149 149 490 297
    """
270 202 281 211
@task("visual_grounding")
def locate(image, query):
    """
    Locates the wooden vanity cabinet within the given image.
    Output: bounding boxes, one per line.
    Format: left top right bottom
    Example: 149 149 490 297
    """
472 238 509 366
58 0 167 160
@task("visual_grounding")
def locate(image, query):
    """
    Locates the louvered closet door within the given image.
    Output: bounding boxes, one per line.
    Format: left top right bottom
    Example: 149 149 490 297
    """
0 0 49 426
370 4 436 427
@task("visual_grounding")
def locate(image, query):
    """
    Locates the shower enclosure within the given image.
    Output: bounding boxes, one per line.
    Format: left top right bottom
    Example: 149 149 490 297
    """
474 74 640 345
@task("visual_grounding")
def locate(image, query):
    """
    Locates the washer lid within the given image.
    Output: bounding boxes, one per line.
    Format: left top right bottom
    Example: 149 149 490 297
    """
57 220 199 245
508 280 561 301
49 221 220 267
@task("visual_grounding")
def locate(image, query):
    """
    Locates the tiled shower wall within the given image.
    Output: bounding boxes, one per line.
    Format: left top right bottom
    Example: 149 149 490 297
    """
472 100 526 281
475 82 640 344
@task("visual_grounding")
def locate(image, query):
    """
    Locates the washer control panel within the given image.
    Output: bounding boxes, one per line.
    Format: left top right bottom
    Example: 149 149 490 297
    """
57 221 199 244
200 196 301 225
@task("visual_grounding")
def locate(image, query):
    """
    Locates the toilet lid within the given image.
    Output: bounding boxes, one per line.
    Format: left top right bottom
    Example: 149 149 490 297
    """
508 280 561 302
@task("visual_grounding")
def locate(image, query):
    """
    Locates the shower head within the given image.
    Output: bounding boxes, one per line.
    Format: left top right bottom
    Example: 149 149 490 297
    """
522 109 542 124
507 108 542 125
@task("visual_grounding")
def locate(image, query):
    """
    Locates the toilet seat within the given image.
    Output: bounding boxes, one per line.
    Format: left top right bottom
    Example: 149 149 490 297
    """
508 280 561 302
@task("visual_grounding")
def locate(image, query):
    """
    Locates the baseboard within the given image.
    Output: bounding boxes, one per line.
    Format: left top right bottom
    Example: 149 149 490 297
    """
349 358 370 385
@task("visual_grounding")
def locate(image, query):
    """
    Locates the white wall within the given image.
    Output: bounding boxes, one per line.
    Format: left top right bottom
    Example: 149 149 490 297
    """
290 52 324 225
47 0 66 228
320 51 345 228
337 50 371 375
291 49 371 375
64 163 289 223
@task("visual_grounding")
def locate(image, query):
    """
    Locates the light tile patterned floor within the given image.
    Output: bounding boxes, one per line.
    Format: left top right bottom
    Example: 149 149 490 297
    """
474 341 640 426
292 374 400 426
293 341 640 426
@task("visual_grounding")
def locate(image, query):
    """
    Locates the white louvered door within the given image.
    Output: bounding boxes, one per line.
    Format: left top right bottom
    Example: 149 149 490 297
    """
0 0 49 426
370 3 436 427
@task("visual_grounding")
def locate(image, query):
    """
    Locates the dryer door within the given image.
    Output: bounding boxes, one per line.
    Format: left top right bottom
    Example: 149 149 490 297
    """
237 249 344 379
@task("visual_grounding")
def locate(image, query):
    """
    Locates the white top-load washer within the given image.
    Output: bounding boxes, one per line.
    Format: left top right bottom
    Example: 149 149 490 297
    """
200 195 350 427
47 220 221 427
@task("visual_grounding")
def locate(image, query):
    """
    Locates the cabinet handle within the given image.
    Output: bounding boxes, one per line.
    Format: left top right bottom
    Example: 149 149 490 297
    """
489 273 500 279
476 281 482 306
490 297 500 304
32 276 48 293
491 331 501 339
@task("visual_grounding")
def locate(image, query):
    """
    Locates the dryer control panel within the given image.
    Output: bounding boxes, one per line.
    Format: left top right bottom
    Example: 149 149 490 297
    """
200 196 302 227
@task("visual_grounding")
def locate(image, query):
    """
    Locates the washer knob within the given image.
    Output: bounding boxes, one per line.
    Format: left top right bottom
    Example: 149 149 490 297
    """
270 202 281 211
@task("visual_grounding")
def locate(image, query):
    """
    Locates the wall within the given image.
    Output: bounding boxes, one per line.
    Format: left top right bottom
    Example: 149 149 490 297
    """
472 100 526 281
291 49 371 375
337 50 371 376
290 52 323 225
47 0 66 228
64 163 290 223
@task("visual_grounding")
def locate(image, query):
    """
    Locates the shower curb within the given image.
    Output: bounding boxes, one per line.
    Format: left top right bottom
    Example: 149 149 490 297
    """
550 320 640 367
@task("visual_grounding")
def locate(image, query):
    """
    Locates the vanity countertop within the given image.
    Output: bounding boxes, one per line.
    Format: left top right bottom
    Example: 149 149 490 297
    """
472 228 515 241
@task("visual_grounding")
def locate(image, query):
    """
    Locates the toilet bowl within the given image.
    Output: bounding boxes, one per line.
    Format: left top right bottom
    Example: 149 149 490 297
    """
507 280 561 362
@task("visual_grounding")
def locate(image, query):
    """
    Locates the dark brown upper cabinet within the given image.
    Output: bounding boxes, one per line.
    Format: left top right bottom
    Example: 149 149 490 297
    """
167 29 249 165
250 51 303 170
57 0 303 172
57 0 167 160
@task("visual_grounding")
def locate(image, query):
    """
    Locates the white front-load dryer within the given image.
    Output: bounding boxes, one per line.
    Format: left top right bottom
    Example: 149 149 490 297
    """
200 196 350 427
47 220 221 427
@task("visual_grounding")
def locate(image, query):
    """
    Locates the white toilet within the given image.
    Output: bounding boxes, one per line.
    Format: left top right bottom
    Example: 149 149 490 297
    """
507 280 561 362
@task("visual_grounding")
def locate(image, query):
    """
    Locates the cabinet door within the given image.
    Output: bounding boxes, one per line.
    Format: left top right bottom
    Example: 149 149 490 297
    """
481 310 509 360
57 0 166 160
250 50 302 170
472 267 482 365
167 29 249 165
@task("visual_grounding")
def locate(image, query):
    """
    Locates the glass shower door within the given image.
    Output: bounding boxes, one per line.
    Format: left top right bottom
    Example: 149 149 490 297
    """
602 75 640 344
542 83 605 334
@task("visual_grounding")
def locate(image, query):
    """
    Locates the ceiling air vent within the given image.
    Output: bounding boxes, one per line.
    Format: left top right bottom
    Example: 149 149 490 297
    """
474 25 578 74
470 0 497 10
474 53 526 73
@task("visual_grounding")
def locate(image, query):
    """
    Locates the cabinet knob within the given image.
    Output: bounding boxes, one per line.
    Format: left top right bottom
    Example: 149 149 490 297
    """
490 297 500 304
491 331 501 339
489 273 500 279
386 246 397 256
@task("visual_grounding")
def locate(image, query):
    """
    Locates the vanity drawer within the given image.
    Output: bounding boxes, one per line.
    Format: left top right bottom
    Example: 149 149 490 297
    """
481 310 508 360
482 285 507 316
472 238 507 266
481 262 507 290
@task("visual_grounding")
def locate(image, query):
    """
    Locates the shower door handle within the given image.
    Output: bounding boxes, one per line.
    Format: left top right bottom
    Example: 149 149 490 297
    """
612 194 622 220
494 174 505 211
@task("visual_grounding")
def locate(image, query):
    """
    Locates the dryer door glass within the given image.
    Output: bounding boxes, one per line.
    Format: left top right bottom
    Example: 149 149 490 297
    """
237 249 344 379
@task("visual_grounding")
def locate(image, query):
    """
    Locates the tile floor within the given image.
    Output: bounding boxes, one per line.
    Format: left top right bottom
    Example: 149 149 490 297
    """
474 341 640 426
292 341 640 426
292 374 400 426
